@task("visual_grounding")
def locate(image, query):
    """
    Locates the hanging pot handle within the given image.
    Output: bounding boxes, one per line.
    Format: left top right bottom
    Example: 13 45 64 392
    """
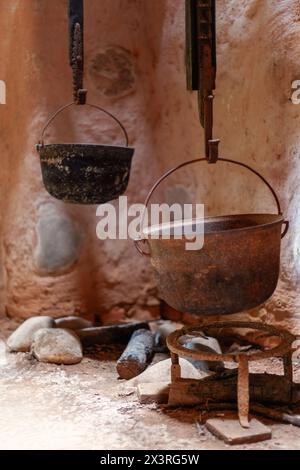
281 220 289 239
37 101 129 147
135 157 288 255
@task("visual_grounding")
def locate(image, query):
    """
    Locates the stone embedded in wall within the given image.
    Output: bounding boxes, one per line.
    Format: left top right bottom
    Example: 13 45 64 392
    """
34 205 83 276
89 46 136 98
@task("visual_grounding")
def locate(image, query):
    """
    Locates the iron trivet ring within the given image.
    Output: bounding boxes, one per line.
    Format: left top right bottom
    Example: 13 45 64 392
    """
167 321 296 428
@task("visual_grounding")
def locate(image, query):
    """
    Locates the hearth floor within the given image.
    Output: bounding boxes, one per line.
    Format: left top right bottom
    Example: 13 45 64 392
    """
0 318 300 450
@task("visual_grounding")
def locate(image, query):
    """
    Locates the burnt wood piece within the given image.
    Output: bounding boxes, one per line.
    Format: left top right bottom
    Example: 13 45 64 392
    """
251 404 300 428
78 322 150 347
168 371 298 407
116 329 155 380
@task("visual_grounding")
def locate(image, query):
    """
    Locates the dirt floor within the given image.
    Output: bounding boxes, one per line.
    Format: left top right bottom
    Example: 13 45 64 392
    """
0 318 300 450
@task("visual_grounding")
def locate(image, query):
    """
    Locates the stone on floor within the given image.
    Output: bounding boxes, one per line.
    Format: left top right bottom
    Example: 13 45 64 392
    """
137 382 170 404
7 316 55 352
205 418 272 445
150 321 183 352
183 336 224 372
32 328 83 365
125 357 210 387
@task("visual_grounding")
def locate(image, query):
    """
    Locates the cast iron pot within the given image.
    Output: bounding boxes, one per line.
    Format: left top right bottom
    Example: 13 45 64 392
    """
135 158 289 316
36 102 134 204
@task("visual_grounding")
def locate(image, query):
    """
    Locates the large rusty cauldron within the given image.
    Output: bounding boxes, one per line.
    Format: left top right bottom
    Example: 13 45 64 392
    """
135 157 289 316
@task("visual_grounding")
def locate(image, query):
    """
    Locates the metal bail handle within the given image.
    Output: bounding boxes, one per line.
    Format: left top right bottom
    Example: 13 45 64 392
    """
135 157 289 255
38 101 129 147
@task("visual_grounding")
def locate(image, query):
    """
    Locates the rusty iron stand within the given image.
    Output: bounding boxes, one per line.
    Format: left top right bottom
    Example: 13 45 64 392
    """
167 321 296 430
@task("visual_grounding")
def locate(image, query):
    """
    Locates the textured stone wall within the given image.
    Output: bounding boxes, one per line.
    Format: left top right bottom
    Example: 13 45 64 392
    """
0 0 299 333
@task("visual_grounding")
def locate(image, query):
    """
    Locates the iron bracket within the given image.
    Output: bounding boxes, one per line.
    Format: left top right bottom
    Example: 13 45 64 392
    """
71 22 87 104
186 0 219 163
